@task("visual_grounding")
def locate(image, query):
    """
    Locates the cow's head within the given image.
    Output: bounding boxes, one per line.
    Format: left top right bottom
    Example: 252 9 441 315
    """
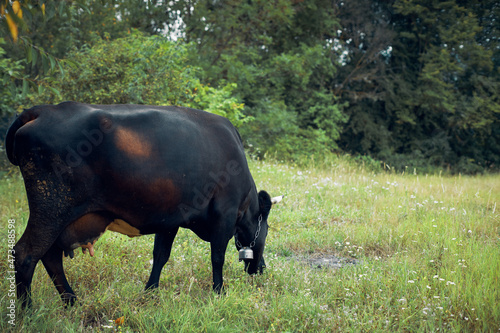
238 191 283 275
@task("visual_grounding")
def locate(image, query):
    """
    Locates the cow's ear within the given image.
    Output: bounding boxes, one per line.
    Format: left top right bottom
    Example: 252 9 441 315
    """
258 190 273 218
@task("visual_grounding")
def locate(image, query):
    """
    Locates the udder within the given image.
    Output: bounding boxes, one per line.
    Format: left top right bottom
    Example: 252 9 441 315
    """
56 213 111 258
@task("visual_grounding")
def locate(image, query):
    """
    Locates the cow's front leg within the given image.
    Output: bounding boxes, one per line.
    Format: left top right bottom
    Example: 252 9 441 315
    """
210 229 233 294
145 227 179 290
41 244 76 306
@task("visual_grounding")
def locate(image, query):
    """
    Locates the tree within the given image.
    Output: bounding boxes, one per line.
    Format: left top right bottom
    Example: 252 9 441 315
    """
333 0 395 156
0 1 83 116
337 0 499 172
168 0 347 160
0 0 171 117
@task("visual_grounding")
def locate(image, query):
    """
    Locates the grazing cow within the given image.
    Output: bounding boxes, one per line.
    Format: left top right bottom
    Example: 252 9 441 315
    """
5 102 282 307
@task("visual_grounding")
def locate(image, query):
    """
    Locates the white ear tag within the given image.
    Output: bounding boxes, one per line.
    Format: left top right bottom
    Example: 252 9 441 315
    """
271 195 284 204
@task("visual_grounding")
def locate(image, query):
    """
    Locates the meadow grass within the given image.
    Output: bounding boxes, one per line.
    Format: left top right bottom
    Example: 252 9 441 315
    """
0 157 499 332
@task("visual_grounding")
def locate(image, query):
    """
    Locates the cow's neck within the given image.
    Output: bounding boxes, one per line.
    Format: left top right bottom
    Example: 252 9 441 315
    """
235 191 261 247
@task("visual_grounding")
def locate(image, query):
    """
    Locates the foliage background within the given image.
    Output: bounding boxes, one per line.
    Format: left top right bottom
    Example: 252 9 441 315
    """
1 0 499 173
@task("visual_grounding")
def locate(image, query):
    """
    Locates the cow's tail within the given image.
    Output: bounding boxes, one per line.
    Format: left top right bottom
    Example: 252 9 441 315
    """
5 108 41 166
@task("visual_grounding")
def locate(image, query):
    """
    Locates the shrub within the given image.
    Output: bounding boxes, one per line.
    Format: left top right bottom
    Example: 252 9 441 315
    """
33 31 249 126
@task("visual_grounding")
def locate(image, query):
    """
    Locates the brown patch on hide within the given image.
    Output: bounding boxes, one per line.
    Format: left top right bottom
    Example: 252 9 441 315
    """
107 219 142 237
114 126 152 158
146 178 182 211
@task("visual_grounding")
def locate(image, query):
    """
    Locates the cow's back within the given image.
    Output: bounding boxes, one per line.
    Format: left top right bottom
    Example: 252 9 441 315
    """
9 102 246 174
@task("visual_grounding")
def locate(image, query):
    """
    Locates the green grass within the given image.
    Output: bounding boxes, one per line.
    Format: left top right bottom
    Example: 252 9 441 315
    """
1 157 499 332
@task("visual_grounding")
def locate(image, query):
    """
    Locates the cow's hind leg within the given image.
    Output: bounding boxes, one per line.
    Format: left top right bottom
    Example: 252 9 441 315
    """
41 244 76 306
145 227 179 290
14 218 63 308
14 249 37 309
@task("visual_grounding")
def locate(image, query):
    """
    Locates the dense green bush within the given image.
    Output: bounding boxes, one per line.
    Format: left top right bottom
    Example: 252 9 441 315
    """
0 39 24 117
0 39 24 171
33 32 248 127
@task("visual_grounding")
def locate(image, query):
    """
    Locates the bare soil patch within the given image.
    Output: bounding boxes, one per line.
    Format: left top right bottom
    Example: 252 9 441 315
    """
287 254 360 269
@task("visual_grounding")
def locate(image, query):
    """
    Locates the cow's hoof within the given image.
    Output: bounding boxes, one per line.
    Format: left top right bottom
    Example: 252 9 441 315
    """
20 297 33 310
212 284 226 295
144 283 159 291
62 294 77 307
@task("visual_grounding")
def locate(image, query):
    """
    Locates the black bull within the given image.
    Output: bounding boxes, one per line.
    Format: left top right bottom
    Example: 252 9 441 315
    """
5 102 282 307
